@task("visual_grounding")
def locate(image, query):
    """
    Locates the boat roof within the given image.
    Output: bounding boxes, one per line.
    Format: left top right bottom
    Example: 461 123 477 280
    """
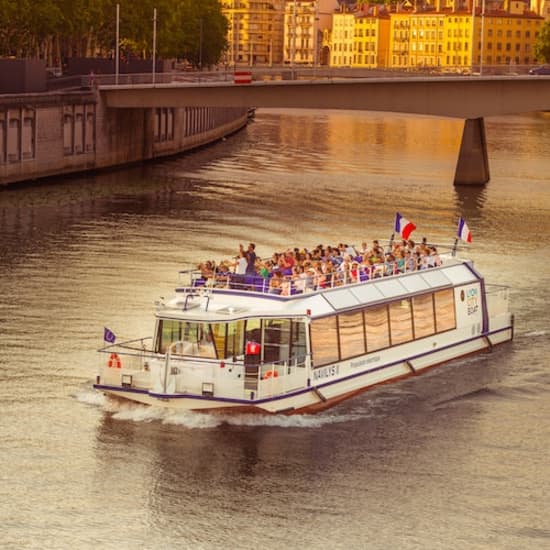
155 257 480 322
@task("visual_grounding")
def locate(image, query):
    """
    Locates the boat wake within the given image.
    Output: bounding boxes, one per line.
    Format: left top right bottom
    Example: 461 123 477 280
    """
75 389 360 429
521 329 547 338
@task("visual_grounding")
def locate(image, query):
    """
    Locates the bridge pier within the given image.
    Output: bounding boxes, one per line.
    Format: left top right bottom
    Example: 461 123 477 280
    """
454 117 490 185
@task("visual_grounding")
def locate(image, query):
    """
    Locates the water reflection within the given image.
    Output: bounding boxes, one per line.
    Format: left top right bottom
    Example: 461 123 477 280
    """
453 181 488 218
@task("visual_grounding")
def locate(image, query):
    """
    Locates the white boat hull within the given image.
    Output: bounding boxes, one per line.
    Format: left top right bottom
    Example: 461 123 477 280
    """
95 325 513 414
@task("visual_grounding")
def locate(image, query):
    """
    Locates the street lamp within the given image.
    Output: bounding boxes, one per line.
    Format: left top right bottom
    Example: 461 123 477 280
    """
115 3 120 85
480 0 486 76
152 8 157 85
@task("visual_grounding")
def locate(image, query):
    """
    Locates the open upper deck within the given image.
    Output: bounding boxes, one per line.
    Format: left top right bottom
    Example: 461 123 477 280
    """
158 256 481 322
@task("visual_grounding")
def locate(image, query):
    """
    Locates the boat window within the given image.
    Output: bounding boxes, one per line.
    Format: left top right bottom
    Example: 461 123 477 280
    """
412 293 436 338
389 299 413 345
290 319 307 361
245 318 262 349
156 319 182 354
434 288 456 332
365 304 390 352
226 320 245 359
264 318 291 364
156 320 216 358
210 323 227 359
311 316 339 367
338 310 366 360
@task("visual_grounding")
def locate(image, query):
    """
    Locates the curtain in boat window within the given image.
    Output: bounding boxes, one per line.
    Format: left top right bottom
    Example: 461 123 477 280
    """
338 310 366 360
412 293 436 338
310 316 339 367
365 305 390 352
434 289 456 332
389 299 413 345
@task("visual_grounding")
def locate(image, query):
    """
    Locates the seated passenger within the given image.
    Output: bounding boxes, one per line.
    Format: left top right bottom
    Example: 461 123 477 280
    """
268 271 283 294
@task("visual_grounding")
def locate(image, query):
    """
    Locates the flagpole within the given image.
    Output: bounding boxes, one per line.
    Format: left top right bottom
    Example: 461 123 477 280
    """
452 237 459 257
388 232 395 254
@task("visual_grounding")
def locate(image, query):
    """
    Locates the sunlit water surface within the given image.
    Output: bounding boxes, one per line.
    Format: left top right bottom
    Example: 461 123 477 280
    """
1 110 549 549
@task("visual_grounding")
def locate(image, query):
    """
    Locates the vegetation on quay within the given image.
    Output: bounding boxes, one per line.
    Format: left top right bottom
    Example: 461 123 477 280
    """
535 21 550 63
0 0 228 68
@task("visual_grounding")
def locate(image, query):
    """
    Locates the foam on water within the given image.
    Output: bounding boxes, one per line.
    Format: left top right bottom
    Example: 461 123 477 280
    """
75 388 362 428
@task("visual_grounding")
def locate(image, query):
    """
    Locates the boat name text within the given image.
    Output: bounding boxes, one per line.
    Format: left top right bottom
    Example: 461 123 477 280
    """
313 365 339 380
350 356 381 369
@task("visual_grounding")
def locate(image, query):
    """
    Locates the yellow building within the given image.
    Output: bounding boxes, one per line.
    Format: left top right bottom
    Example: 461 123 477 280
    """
390 11 444 69
353 7 391 68
388 3 543 72
472 6 545 70
330 10 356 66
442 11 473 71
220 0 286 66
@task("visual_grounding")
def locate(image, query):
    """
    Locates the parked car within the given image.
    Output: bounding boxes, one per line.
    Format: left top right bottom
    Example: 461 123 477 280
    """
528 65 550 75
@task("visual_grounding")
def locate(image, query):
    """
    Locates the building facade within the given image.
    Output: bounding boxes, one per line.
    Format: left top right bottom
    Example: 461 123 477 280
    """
353 6 391 68
221 0 286 66
283 0 339 65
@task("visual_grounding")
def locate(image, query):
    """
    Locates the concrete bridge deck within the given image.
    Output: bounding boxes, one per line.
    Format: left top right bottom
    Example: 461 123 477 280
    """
100 76 550 184
101 76 550 118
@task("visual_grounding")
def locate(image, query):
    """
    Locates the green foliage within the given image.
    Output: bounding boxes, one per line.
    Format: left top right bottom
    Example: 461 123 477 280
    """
534 21 550 63
0 0 228 67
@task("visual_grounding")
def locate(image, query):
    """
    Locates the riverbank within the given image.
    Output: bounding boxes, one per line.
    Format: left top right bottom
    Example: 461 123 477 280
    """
0 88 249 186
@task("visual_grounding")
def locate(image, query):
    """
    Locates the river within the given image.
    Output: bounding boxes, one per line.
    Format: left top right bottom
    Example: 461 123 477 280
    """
1 109 549 549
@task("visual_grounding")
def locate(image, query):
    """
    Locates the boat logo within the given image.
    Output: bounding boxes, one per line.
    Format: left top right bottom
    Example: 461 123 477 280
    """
466 287 479 315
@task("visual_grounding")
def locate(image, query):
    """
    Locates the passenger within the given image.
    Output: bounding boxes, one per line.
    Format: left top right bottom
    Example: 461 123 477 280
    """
430 247 442 267
384 253 396 276
242 243 257 276
395 251 406 273
292 265 307 294
350 262 360 283
304 266 319 291
405 250 416 272
234 249 247 275
268 271 283 294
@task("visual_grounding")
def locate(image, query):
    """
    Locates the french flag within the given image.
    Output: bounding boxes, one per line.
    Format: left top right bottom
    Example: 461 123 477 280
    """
457 217 473 243
394 212 416 240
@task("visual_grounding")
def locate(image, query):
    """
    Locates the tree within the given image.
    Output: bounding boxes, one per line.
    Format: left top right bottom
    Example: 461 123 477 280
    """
161 0 228 68
0 0 229 67
534 21 550 63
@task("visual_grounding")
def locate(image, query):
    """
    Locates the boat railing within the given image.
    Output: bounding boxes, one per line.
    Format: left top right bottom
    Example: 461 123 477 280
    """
485 283 511 316
98 337 155 370
178 254 453 296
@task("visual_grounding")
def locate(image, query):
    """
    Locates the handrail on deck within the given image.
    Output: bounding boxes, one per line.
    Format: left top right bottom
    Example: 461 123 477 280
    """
179 254 452 296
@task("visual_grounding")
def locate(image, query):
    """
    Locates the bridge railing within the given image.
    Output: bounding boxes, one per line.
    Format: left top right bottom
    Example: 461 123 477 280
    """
80 64 538 89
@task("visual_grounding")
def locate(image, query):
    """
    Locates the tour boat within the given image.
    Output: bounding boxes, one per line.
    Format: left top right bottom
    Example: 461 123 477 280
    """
94 248 514 414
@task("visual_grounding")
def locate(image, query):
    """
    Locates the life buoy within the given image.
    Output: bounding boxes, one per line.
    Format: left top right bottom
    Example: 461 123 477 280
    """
263 370 278 379
108 352 122 369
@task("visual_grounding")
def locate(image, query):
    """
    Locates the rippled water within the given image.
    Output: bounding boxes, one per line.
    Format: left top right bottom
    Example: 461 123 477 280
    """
1 110 549 549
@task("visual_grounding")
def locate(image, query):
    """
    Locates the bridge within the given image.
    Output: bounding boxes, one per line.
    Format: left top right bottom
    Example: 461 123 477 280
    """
100 76 550 185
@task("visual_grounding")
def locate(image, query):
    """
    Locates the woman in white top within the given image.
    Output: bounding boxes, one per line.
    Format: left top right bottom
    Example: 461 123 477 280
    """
234 250 247 275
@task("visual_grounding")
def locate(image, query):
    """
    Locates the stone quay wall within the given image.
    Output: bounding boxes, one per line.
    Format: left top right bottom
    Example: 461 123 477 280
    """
0 89 249 186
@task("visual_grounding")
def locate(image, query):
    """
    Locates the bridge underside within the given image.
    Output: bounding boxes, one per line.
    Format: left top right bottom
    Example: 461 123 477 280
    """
101 77 550 185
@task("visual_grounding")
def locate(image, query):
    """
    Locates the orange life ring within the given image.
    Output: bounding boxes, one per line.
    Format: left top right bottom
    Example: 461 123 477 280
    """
263 370 278 379
107 352 122 369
